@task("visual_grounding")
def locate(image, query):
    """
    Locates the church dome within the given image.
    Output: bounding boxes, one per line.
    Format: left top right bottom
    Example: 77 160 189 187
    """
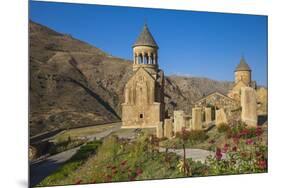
133 24 158 48
235 57 251 72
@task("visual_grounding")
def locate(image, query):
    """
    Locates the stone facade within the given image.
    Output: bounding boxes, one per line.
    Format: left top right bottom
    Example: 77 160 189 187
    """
195 91 240 119
204 107 212 124
122 24 165 129
156 122 164 138
228 57 256 101
191 107 202 130
173 110 187 133
194 57 258 127
215 108 228 126
164 118 173 138
241 87 257 127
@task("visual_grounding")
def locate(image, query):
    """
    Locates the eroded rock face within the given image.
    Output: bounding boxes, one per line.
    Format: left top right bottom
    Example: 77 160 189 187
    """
241 87 257 127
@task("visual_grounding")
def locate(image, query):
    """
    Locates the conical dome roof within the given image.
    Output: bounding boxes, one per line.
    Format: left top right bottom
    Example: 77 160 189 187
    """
235 57 251 72
133 24 158 48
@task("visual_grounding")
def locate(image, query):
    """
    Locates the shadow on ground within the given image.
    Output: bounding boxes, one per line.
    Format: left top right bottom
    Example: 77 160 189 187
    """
30 158 64 187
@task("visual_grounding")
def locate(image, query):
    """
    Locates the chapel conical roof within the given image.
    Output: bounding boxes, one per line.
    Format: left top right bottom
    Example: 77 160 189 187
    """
235 57 251 72
133 24 158 48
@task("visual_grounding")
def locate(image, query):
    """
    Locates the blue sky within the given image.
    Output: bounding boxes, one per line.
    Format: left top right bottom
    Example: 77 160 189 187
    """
29 1 268 85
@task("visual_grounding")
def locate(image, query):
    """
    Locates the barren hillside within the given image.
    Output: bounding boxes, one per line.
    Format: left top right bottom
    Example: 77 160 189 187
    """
29 21 266 136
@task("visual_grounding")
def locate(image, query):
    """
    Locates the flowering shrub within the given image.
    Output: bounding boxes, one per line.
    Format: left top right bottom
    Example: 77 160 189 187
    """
225 120 264 139
205 129 267 175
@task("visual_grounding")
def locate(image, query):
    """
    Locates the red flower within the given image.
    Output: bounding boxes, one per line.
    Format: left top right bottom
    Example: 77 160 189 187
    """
216 148 223 160
222 144 229 153
241 129 249 135
75 180 82 184
136 168 143 176
258 160 267 169
256 127 263 136
246 139 254 145
232 146 237 152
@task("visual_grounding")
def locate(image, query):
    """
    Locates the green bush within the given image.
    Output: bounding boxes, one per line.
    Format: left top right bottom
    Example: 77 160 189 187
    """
49 138 85 155
188 130 209 142
205 135 267 175
217 123 230 133
176 129 208 143
225 120 263 139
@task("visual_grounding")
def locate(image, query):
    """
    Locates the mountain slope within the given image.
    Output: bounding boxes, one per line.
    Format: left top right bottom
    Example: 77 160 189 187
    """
29 21 133 136
29 21 236 136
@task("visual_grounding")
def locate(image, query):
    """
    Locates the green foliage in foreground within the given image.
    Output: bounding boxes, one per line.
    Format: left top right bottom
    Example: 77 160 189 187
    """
49 137 86 155
63 134 186 185
161 130 209 149
38 134 207 186
38 124 267 187
38 140 102 187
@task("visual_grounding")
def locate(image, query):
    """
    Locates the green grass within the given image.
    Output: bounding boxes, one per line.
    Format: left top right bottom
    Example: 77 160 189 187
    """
49 138 86 155
159 127 227 151
38 140 102 187
37 125 268 187
53 123 119 143
37 134 189 186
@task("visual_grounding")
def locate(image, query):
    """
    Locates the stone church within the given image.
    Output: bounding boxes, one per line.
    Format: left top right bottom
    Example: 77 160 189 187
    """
194 56 257 125
121 24 165 128
227 56 257 101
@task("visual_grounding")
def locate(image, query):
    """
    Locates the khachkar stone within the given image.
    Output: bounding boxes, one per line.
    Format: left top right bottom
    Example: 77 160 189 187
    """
156 123 164 138
215 108 228 126
205 107 212 124
188 119 192 130
241 87 257 127
164 118 173 138
173 110 186 133
191 107 202 130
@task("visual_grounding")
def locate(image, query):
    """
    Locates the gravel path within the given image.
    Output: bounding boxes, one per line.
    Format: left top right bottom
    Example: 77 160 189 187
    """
159 147 215 162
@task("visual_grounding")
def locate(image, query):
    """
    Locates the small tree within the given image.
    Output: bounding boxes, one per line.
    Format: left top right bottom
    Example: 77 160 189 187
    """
179 127 191 176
